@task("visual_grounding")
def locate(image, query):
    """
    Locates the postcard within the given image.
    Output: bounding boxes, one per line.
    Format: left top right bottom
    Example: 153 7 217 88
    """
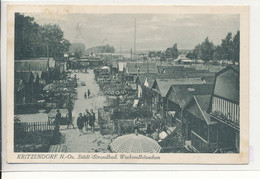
5 5 249 163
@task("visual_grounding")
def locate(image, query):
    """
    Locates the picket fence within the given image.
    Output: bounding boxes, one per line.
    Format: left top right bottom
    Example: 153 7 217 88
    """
14 121 55 132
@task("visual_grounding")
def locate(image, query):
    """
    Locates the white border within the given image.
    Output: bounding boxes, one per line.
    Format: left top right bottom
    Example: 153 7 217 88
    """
1 0 260 172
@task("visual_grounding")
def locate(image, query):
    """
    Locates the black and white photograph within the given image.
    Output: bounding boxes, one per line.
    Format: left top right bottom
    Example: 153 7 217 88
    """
4 5 249 164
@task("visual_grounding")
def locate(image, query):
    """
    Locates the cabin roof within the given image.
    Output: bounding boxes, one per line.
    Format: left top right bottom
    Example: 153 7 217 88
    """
213 65 239 103
166 84 214 108
185 95 217 125
154 78 204 97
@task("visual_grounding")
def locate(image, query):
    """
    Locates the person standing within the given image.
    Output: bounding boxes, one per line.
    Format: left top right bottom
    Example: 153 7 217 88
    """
89 109 96 133
55 109 62 131
87 89 91 98
84 92 87 99
66 109 75 129
77 113 84 136
133 117 140 135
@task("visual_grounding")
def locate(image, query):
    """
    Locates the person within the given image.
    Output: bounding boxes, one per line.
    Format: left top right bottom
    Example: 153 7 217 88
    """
89 109 96 133
84 92 87 99
87 89 91 98
66 109 75 129
146 122 152 137
55 109 62 131
77 113 84 136
133 117 141 135
83 109 90 132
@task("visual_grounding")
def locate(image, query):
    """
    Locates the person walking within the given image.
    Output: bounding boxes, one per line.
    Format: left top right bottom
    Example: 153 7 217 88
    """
77 113 84 136
89 109 96 133
84 92 87 99
66 109 75 129
87 89 91 98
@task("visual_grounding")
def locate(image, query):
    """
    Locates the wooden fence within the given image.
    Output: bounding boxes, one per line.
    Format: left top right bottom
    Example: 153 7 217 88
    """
14 121 55 132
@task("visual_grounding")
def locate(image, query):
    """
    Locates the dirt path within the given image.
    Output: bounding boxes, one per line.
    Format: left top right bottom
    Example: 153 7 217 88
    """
60 70 116 152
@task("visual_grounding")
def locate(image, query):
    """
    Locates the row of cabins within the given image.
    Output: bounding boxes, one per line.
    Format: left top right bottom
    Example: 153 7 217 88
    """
131 63 239 153
14 58 67 104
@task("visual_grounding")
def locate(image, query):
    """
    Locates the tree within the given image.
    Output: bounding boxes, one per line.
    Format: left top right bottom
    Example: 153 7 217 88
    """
186 52 197 59
221 32 233 61
213 45 223 60
15 13 71 60
40 24 71 58
15 13 41 60
232 31 240 63
165 43 179 59
200 37 215 62
193 44 202 59
74 50 83 59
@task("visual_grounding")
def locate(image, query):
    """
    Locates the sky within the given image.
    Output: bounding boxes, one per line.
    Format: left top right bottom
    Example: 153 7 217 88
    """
24 13 240 52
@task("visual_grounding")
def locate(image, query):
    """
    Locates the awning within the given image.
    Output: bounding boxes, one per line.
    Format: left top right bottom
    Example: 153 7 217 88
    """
109 134 161 153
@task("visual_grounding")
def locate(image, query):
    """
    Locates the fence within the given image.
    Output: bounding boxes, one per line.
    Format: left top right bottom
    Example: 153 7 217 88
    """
14 121 55 132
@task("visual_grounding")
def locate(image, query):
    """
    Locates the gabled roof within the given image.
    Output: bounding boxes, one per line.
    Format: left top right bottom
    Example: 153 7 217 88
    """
32 70 43 79
153 78 204 97
213 65 239 103
166 84 214 108
184 95 217 125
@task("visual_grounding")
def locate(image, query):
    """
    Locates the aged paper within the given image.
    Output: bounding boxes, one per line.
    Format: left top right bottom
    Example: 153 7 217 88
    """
5 5 249 164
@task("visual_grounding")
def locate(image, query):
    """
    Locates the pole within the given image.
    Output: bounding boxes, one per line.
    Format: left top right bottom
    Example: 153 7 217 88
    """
120 39 122 55
134 18 136 60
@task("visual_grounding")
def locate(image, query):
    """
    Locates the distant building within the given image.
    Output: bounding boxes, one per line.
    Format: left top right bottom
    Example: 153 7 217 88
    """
124 62 158 82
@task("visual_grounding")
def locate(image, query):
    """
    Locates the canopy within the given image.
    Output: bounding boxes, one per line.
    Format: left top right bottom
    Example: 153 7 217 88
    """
101 66 110 70
109 134 162 153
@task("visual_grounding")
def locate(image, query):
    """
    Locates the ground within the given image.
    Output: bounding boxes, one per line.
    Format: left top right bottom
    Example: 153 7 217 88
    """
60 69 117 152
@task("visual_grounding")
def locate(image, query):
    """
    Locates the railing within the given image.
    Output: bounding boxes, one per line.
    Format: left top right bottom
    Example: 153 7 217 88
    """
191 131 208 153
211 111 240 130
14 121 55 132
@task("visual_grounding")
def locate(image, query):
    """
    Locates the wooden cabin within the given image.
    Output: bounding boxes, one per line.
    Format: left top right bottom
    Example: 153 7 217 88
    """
165 83 214 139
151 78 205 117
208 65 240 152
183 95 217 153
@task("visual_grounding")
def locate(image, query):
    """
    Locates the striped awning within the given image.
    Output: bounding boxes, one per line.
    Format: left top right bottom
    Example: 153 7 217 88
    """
109 134 162 153
48 145 67 152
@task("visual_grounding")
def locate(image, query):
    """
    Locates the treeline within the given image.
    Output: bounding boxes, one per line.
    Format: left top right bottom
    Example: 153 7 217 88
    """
148 43 179 61
86 44 115 54
186 31 240 63
148 31 240 64
15 13 71 60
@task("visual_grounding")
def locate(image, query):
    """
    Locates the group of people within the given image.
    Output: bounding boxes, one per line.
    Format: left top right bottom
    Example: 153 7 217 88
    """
77 109 96 136
84 89 91 99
